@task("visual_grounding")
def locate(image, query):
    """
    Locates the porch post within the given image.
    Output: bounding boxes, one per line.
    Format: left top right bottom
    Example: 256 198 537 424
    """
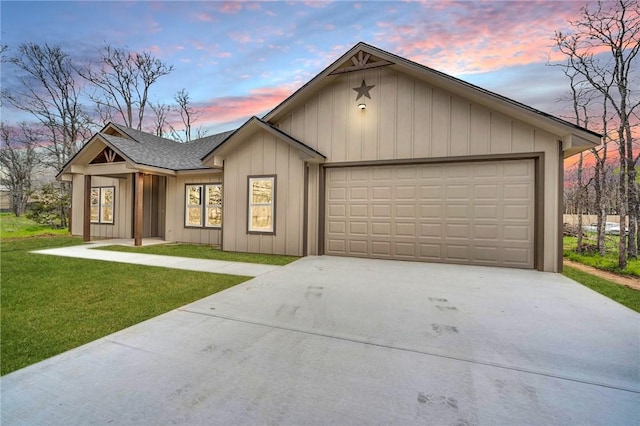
134 172 143 246
83 175 91 242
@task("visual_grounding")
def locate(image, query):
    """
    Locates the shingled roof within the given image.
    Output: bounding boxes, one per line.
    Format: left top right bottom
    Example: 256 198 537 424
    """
101 123 233 171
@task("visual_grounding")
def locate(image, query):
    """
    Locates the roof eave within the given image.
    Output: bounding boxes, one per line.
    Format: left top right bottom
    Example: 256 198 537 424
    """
202 117 325 165
262 42 601 144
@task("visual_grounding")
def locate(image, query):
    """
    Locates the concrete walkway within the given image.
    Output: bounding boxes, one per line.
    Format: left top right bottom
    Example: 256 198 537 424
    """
32 239 280 277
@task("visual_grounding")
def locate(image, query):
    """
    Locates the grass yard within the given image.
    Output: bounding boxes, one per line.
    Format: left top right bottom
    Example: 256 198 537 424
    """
96 243 299 265
563 235 640 277
563 266 640 313
1 236 249 375
0 212 69 238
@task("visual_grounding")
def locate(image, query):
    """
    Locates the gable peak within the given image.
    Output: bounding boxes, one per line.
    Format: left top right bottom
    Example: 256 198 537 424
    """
329 49 394 76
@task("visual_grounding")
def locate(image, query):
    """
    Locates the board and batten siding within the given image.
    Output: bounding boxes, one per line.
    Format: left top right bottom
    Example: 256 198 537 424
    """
276 66 563 271
222 130 305 256
164 173 223 245
71 174 133 239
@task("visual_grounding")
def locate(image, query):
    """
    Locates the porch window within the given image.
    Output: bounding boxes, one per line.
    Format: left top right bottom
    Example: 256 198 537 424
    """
185 183 222 228
90 187 114 224
248 176 275 234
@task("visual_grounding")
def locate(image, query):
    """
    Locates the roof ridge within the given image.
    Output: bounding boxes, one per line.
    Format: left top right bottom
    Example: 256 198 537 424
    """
110 123 180 145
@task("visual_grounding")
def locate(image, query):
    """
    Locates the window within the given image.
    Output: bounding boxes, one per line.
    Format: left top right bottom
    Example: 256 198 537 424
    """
90 187 114 224
248 176 275 233
185 184 222 228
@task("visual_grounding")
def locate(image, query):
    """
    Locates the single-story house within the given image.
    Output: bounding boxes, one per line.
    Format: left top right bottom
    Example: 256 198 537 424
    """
58 42 600 272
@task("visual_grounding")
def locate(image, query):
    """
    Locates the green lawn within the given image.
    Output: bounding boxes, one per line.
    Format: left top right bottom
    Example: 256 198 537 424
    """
563 266 640 313
1 236 249 375
96 243 299 265
0 212 69 238
563 236 640 277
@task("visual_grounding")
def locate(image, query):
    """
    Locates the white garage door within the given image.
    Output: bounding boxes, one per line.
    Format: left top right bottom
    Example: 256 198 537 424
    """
325 160 535 268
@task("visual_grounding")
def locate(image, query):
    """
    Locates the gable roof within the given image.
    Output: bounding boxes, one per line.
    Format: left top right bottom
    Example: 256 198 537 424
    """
202 116 325 164
58 123 234 177
262 42 601 154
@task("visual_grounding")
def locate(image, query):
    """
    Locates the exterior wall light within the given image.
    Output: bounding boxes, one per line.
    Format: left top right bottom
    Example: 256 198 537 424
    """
358 103 366 110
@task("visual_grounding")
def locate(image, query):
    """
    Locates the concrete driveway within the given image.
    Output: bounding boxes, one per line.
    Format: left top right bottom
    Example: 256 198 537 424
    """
2 256 638 425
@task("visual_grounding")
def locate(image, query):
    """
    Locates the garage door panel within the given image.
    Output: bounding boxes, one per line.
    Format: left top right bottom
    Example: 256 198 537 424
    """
350 205 368 217
503 247 531 264
328 187 347 201
395 222 416 236
394 242 416 257
328 204 346 218
372 168 392 180
420 223 443 238
474 246 499 262
371 241 391 255
325 160 534 269
327 239 346 253
420 204 443 219
420 185 444 199
504 183 531 199
396 205 416 218
396 167 417 180
503 224 531 242
474 163 499 178
419 243 442 259
350 187 368 200
474 205 499 220
447 184 470 199
474 184 499 199
504 204 531 220
397 186 417 199
446 204 469 219
446 223 470 238
373 187 392 200
350 169 369 181
328 221 346 234
372 222 391 236
446 165 471 179
445 245 470 261
474 224 499 240
349 222 368 235
349 240 368 254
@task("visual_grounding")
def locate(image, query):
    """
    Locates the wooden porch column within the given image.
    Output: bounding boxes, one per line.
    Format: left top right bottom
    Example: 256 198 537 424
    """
134 172 144 246
83 175 91 242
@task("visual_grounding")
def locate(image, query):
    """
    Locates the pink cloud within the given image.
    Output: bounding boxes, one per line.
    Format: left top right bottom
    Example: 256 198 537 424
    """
220 2 243 14
229 31 263 44
197 85 297 125
376 2 589 75
303 1 332 8
189 41 232 58
194 12 214 22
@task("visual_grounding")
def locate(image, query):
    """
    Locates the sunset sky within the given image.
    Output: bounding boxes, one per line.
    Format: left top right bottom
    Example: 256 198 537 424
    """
1 0 592 142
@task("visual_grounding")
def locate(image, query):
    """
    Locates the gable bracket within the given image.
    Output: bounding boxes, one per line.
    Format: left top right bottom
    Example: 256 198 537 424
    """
329 51 394 76
329 60 394 75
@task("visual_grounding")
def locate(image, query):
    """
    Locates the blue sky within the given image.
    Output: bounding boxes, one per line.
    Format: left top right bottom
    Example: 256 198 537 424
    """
1 0 589 134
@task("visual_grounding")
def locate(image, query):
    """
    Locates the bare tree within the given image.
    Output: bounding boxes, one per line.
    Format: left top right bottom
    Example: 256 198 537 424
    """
2 43 93 172
2 43 93 227
171 88 207 142
149 101 172 138
0 122 42 216
558 66 596 252
78 44 173 130
554 0 640 268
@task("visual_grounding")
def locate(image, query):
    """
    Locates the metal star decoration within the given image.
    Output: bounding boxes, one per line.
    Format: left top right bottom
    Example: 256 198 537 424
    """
353 80 375 101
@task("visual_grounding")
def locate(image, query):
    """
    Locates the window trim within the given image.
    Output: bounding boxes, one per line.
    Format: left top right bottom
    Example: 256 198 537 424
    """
184 183 223 229
247 175 276 235
90 186 115 225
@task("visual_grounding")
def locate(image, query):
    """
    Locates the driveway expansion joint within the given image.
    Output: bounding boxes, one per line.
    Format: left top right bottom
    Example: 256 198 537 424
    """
179 307 640 395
